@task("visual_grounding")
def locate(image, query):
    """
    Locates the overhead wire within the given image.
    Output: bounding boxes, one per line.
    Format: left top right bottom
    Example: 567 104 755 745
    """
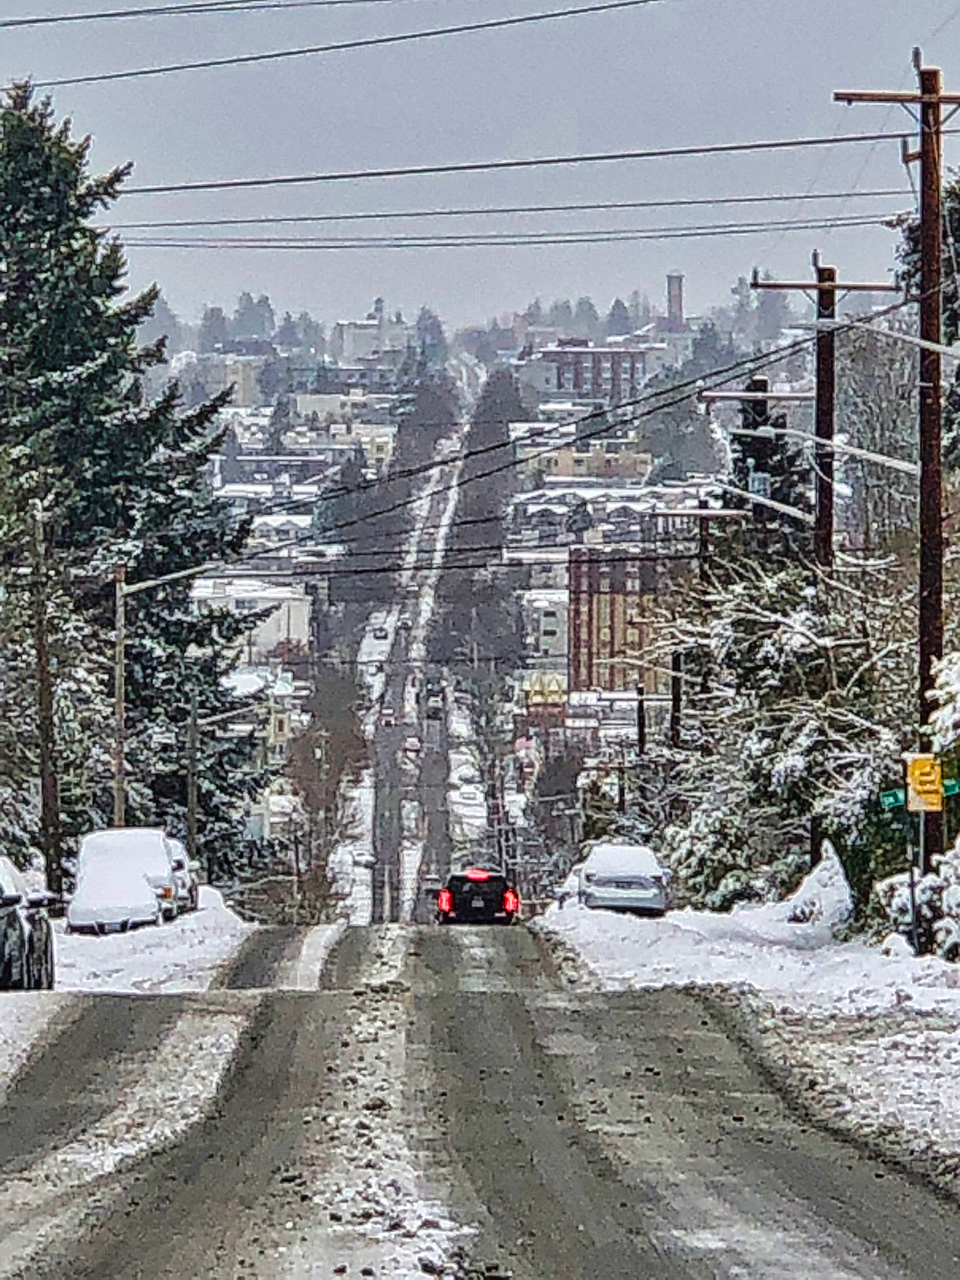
0 0 443 26
35 0 663 88
120 132 954 197
108 187 912 231
122 211 903 251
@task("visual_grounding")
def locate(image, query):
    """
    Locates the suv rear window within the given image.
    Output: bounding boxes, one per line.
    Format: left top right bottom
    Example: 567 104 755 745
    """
449 875 507 905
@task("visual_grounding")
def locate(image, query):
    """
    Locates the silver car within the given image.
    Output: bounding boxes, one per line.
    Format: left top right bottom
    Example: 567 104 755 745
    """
578 842 669 916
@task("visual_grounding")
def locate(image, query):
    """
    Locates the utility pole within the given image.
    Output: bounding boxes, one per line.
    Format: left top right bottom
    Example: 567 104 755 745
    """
636 678 646 755
113 563 126 828
32 502 62 896
814 260 836 570
835 55 960 865
186 690 199 872
750 263 898 569
669 652 682 749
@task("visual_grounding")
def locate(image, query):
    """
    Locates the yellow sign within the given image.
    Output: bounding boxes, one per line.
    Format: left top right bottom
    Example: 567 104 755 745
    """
904 753 943 813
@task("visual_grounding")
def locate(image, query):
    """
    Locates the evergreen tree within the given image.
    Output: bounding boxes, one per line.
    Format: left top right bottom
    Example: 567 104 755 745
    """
0 86 269 881
198 305 229 352
606 297 632 336
297 311 325 355
274 311 300 348
547 299 574 330
573 296 600 339
755 271 790 343
138 292 183 353
415 306 448 367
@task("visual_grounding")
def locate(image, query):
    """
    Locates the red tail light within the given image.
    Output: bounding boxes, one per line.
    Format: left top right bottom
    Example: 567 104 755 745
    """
503 889 519 914
437 888 453 913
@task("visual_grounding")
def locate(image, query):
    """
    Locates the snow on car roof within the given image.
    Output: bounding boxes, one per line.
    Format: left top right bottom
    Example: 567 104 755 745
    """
583 842 663 877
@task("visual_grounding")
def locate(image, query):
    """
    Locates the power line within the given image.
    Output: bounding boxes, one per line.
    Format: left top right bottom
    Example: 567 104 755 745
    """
122 211 901 251
35 0 663 88
228 340 829 561
109 187 911 230
121 131 942 197
1 0 436 27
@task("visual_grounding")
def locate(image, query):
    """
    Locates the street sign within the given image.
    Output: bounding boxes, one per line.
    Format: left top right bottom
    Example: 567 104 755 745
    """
880 778 957 810
904 753 944 813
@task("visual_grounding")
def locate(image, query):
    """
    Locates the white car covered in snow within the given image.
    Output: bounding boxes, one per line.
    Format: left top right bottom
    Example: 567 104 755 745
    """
71 828 179 930
67 856 162 935
578 842 669 917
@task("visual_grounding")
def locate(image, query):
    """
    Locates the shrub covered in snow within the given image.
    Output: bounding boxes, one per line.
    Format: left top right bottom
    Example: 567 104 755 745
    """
644 560 915 917
876 836 960 959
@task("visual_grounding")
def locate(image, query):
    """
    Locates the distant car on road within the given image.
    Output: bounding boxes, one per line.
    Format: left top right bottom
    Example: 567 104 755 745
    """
398 616 413 631
434 867 519 925
403 734 422 755
380 706 397 727
372 626 389 641
578 842 668 916
0 857 55 990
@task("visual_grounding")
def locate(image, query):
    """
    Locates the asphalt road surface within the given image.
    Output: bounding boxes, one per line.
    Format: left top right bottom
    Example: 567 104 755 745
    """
370 457 458 925
5 923 960 1279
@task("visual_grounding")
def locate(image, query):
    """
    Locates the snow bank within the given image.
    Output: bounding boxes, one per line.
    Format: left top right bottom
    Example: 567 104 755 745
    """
537 849 960 1196
328 769 376 927
56 886 253 995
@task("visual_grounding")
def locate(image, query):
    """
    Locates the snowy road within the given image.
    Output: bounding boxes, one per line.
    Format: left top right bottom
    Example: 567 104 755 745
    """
5 922 960 1277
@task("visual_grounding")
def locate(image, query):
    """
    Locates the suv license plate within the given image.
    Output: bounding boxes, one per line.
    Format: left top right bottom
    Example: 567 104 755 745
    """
472 897 485 909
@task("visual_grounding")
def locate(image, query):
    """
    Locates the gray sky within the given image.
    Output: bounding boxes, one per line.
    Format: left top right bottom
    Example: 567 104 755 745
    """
7 0 960 330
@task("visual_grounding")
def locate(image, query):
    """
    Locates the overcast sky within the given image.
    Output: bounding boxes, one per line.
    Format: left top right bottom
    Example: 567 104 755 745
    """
7 0 960 331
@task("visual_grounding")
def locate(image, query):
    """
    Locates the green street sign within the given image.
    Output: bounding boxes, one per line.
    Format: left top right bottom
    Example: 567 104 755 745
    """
880 779 958 810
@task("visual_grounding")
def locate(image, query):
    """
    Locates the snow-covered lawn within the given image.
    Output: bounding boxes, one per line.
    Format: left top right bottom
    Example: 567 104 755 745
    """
537 851 960 1193
54 885 253 995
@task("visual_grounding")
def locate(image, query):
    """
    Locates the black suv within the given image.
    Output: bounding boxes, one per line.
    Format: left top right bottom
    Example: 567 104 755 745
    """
436 868 520 925
0 857 55 990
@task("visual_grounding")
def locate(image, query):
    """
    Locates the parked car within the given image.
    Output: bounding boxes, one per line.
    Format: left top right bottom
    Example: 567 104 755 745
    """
380 706 397 728
75 828 179 922
0 857 55 990
578 842 669 916
67 857 162 935
169 839 201 914
555 863 585 909
434 867 519 925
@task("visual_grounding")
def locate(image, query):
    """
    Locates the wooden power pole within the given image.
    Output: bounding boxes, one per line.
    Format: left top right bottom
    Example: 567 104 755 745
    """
32 502 62 896
750 263 899 570
113 564 127 828
835 55 960 866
